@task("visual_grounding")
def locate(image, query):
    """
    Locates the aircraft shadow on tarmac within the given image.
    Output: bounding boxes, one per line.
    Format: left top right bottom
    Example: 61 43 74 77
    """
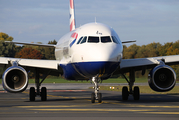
102 94 179 103
23 91 179 103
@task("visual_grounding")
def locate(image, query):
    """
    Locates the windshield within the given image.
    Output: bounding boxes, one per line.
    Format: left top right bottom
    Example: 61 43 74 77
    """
112 36 120 44
101 36 112 43
80 36 87 44
77 36 119 44
77 37 83 44
88 37 99 43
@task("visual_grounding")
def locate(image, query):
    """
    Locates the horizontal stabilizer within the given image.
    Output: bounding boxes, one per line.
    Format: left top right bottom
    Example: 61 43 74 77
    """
5 41 56 48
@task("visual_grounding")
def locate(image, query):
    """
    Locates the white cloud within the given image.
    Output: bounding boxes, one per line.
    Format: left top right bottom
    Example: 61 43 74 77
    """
29 25 42 31
18 31 23 35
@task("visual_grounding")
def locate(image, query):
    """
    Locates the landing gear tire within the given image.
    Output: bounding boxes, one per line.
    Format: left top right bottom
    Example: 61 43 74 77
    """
41 87 47 101
97 93 102 103
122 86 129 100
91 92 95 103
133 86 140 100
30 87 36 101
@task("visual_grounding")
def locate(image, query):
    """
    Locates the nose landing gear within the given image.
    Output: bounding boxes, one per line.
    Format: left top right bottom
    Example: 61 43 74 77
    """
91 77 102 103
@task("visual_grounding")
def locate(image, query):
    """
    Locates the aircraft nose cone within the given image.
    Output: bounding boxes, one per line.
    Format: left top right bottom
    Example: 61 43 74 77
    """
86 44 120 61
73 62 119 78
72 44 122 78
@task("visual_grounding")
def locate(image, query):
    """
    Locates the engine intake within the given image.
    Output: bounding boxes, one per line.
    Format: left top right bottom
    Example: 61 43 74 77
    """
148 65 176 92
2 66 28 93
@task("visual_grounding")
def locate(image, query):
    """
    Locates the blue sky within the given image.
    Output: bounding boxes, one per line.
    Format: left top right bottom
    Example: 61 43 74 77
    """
0 0 179 46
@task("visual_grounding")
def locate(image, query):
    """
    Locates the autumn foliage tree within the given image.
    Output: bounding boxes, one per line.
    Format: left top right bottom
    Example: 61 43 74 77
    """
0 32 15 57
0 32 13 41
38 40 57 60
15 47 43 59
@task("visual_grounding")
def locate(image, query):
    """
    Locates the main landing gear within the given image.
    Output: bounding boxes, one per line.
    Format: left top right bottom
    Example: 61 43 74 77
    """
121 69 140 101
29 87 47 101
91 77 102 103
29 69 48 101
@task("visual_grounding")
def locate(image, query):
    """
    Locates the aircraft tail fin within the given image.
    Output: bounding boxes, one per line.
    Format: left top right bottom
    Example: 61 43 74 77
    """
70 0 76 31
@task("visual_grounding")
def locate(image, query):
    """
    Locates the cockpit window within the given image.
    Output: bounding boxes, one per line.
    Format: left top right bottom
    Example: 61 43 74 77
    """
112 36 120 44
80 36 87 44
88 36 99 43
77 37 83 44
77 36 119 44
101 36 112 43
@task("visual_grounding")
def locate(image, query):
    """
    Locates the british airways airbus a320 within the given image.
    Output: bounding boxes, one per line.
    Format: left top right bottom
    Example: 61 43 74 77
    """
0 0 178 103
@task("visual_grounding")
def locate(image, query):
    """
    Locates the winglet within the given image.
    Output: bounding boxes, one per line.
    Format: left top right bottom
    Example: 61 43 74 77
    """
70 0 76 31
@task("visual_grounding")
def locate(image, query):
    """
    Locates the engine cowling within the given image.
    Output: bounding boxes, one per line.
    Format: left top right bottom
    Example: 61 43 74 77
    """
148 65 176 92
2 66 28 93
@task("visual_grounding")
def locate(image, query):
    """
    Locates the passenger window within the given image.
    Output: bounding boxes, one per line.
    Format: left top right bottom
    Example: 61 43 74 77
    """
112 36 120 44
101 36 112 43
80 36 87 44
88 37 99 43
77 37 83 44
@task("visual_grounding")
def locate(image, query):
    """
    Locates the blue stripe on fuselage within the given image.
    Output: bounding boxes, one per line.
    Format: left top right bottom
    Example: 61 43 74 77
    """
70 39 76 47
60 62 120 80
60 63 87 80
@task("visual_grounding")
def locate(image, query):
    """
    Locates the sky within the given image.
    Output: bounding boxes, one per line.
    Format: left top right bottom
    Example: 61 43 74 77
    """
0 0 179 46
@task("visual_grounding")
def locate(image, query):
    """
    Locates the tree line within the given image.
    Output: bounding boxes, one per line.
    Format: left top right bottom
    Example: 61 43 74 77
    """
1 32 179 79
0 32 57 78
0 32 57 59
123 41 179 79
123 42 179 59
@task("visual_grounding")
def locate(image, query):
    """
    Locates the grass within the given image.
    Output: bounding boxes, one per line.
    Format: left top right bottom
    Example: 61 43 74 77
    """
0 77 148 84
93 85 179 94
30 77 148 83
0 77 179 94
0 77 179 84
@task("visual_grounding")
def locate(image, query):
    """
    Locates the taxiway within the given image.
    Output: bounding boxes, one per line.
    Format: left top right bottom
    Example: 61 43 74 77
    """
0 84 179 120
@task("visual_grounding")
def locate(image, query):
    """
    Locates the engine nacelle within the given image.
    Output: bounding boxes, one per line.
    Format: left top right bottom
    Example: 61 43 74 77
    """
2 66 28 93
148 65 176 92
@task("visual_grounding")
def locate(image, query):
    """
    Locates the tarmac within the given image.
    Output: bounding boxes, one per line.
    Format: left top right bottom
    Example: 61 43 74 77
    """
0 83 179 120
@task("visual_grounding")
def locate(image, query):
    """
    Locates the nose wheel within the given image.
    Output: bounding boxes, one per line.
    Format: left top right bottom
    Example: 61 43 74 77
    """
91 92 102 103
91 92 95 103
91 77 102 103
97 93 102 103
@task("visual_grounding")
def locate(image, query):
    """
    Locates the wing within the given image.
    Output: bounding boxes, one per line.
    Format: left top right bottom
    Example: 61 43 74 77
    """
114 55 179 74
122 40 136 44
4 41 56 48
0 57 63 76
0 57 65 93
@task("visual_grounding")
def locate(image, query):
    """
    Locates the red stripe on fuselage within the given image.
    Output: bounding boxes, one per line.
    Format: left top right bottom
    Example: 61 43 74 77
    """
71 32 78 39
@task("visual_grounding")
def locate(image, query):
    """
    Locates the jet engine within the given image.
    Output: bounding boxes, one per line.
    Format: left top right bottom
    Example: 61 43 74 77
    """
2 66 28 93
148 65 176 92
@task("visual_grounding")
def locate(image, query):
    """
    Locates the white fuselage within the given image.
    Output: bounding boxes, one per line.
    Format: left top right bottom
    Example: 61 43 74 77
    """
55 22 123 80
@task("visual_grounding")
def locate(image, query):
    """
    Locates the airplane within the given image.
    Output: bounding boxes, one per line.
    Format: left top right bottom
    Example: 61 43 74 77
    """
0 0 178 103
